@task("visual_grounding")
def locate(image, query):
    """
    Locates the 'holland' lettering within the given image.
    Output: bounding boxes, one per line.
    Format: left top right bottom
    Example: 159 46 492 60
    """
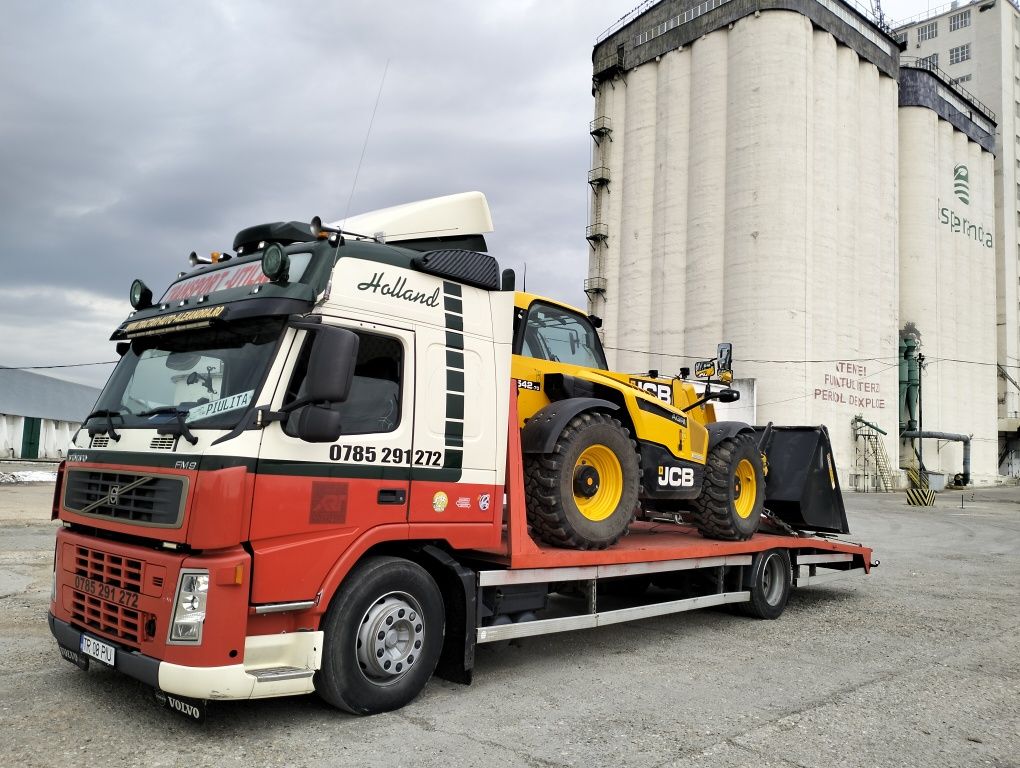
357 272 440 308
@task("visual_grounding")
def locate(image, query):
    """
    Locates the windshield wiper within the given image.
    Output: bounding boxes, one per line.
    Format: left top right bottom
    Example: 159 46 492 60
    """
83 409 124 442
138 406 199 445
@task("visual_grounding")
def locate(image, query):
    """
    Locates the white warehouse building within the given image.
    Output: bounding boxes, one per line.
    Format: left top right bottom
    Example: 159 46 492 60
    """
587 0 1001 487
0 368 101 460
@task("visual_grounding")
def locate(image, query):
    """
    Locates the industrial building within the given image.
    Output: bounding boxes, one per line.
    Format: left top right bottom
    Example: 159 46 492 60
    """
894 0 1020 473
588 0 1003 487
0 368 100 460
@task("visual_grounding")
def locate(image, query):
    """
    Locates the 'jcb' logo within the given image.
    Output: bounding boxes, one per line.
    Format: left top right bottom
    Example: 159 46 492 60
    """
658 466 695 487
632 380 672 404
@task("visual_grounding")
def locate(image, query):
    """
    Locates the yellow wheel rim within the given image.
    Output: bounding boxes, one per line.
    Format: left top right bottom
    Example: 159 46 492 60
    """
573 445 623 522
733 458 757 519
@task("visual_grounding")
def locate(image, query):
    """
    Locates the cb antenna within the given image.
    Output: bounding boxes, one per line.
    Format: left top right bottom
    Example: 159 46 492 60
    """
339 58 391 240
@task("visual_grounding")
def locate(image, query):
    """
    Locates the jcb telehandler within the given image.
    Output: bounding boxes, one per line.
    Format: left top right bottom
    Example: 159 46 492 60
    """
511 293 771 549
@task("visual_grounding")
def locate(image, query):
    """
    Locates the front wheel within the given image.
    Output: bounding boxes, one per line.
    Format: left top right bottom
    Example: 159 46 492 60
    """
524 411 640 549
316 556 444 715
690 432 764 540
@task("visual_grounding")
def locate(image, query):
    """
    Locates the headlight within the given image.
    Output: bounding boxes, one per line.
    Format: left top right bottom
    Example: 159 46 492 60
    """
169 569 209 644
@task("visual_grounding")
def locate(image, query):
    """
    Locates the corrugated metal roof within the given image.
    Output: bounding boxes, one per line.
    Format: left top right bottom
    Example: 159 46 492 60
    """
0 368 102 423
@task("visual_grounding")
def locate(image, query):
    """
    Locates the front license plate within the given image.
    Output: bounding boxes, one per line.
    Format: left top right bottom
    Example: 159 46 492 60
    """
80 634 116 666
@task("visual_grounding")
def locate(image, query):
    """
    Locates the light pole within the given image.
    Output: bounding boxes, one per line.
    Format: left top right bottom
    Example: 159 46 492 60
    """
917 352 925 470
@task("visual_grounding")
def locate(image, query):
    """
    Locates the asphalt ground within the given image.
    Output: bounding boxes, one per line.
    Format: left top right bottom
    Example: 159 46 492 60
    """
0 479 1017 768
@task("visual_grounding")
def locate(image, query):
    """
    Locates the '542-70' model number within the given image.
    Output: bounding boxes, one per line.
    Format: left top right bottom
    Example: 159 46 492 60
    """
328 445 442 466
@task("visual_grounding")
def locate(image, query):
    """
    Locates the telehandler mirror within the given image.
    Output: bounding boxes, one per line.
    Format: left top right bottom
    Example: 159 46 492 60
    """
694 360 715 379
716 343 733 374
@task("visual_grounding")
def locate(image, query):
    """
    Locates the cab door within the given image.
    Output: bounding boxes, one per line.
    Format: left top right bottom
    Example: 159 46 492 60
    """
247 319 415 605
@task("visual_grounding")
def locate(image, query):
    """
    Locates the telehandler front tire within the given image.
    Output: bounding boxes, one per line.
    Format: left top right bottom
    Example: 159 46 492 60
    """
524 411 639 550
690 432 764 541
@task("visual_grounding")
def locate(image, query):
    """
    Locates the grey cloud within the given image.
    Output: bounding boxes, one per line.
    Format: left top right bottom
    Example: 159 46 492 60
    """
2 0 636 376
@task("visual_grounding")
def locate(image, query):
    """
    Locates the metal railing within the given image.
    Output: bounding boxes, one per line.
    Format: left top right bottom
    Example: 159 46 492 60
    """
596 0 899 44
892 0 1020 30
900 54 996 123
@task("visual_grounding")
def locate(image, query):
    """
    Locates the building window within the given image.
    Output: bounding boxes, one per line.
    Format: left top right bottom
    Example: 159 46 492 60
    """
953 73 972 83
918 21 938 42
950 10 971 31
950 43 971 65
918 53 939 70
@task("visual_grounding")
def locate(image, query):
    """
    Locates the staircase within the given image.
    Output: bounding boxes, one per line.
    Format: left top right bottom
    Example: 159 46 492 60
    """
851 416 894 492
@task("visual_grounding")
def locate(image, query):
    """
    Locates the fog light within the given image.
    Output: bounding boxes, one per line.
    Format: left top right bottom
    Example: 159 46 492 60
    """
130 279 153 310
261 243 289 282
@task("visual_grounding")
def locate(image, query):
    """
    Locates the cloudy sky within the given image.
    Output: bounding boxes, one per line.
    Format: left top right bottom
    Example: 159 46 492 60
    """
1 0 932 389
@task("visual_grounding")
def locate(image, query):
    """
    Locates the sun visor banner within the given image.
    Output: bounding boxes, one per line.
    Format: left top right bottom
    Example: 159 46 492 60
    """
124 306 226 335
161 263 270 303
160 253 314 304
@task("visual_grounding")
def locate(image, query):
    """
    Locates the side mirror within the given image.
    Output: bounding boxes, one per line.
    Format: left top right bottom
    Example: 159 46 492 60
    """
716 342 733 373
289 404 343 443
304 326 360 404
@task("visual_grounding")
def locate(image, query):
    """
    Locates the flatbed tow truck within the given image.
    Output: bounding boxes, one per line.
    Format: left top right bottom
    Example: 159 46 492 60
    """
48 193 874 720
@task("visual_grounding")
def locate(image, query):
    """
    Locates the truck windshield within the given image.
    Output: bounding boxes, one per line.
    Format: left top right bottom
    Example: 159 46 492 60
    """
89 317 285 431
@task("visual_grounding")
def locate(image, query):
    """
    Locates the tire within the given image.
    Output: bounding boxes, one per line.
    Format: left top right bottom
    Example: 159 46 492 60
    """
524 411 640 550
740 548 791 619
690 432 764 541
315 556 444 715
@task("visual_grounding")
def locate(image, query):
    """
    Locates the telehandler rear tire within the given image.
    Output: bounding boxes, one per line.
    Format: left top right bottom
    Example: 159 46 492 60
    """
524 411 639 550
690 432 764 541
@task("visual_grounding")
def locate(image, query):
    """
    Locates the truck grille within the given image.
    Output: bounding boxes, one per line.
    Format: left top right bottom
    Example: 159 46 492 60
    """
73 545 143 591
63 469 187 527
69 544 147 647
71 592 143 647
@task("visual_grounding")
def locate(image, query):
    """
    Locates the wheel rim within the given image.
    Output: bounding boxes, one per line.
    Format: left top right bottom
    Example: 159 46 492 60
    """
733 457 757 519
355 591 424 686
573 445 623 522
761 553 785 605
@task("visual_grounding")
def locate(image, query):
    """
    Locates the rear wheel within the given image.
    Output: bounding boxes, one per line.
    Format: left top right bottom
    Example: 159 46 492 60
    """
690 432 764 541
524 411 640 549
316 556 443 715
740 548 791 619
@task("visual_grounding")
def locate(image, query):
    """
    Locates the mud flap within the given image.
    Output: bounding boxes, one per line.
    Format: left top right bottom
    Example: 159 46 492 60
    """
154 690 207 722
754 426 849 534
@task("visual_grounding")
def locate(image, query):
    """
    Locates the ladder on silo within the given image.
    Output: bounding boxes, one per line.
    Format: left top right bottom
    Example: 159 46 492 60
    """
852 416 894 492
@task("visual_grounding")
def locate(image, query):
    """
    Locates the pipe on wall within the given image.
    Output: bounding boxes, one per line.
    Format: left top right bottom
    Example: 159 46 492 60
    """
900 430 971 486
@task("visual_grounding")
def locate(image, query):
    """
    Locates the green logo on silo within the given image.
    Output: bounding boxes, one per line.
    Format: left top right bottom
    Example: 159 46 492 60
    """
954 164 970 205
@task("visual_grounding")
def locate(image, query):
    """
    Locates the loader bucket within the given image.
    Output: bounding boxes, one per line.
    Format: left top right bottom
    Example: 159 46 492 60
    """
753 426 849 534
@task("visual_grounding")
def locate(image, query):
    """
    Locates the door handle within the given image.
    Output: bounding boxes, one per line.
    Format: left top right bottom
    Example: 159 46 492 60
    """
377 489 406 505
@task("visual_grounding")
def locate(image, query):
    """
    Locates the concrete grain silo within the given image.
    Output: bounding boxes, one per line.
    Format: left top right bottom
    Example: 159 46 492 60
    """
898 65 998 484
588 0 903 485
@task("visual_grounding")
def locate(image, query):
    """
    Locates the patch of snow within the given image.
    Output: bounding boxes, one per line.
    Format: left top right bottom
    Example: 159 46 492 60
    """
0 471 57 483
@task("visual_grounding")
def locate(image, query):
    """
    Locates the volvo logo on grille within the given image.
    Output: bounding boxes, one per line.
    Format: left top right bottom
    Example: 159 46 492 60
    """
80 476 153 514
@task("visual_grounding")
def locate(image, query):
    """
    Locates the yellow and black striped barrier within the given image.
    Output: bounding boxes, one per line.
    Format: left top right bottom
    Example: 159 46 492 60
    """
906 488 936 506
